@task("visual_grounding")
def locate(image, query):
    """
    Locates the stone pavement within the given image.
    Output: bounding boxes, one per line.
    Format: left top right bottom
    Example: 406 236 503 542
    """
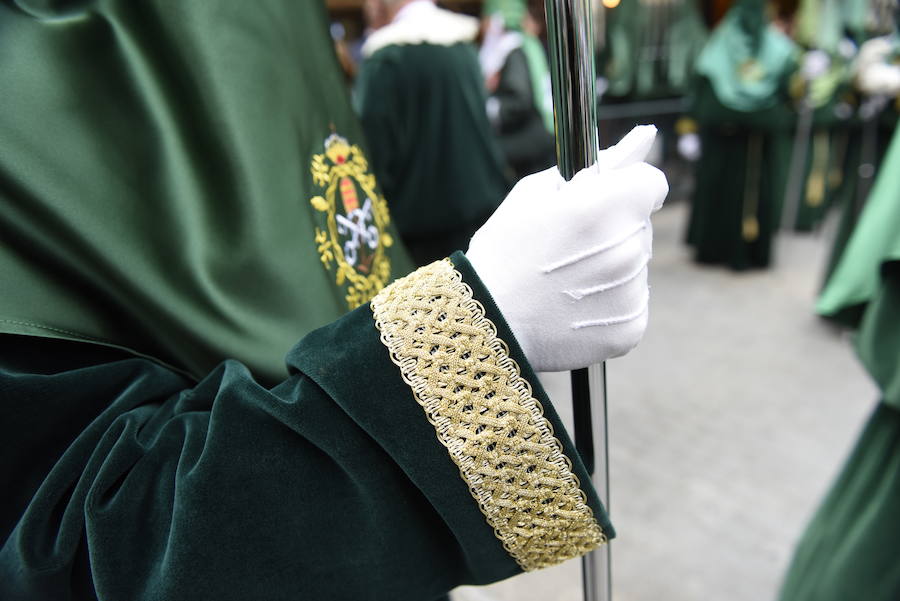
454 200 878 601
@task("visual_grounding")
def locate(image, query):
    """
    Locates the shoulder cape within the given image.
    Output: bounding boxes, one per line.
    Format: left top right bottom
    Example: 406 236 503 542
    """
0 0 414 384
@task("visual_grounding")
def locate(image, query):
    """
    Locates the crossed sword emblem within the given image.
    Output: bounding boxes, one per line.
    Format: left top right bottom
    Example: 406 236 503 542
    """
336 197 379 267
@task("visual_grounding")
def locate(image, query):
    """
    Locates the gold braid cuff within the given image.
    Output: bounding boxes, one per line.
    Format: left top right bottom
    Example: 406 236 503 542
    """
370 259 606 571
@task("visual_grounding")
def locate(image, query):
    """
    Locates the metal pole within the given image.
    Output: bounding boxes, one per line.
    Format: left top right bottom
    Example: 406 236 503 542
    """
543 2 611 600
544 0 599 177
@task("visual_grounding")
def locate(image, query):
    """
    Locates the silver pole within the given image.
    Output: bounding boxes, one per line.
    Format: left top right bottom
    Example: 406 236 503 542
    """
584 363 611 601
543 2 611 601
545 0 599 177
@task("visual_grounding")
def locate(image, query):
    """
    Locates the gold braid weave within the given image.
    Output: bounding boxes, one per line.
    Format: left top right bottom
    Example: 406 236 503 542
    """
370 259 606 571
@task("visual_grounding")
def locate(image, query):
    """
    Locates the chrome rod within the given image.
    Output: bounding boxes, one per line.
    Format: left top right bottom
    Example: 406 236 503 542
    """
543 2 611 601
545 0 599 178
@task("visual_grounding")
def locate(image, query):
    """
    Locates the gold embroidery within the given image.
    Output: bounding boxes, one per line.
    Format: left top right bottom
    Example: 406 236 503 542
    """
371 260 606 571
309 134 393 309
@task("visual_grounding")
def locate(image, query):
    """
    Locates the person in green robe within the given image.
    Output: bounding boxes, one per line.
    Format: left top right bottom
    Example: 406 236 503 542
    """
821 21 900 286
777 122 900 601
0 1 671 599
783 0 857 233
479 0 556 182
685 0 799 270
601 0 708 102
355 0 511 266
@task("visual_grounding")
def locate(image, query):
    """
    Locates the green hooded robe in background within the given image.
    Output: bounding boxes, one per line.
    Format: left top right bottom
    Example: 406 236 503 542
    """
778 123 900 601
0 1 612 599
784 0 857 233
601 0 708 102
480 0 557 181
787 0 899 236
820 28 900 287
355 1 511 266
686 0 798 270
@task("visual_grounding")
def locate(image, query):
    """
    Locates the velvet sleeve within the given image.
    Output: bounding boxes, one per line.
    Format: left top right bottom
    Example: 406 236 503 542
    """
0 253 611 601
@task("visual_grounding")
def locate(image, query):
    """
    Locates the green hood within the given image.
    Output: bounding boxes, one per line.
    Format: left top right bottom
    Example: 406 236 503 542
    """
695 0 799 111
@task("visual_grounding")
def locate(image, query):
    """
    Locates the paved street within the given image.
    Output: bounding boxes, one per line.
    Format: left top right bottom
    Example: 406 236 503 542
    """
455 199 878 601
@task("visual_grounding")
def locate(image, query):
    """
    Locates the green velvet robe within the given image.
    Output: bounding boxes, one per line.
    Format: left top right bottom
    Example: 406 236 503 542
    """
355 10 510 266
778 126 900 601
0 2 609 598
0 254 612 601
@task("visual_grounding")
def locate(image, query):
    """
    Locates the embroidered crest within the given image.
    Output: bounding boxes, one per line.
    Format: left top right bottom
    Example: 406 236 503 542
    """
310 133 394 309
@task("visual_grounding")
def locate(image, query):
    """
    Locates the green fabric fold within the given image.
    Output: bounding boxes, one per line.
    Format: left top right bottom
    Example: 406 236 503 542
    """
817 127 900 327
1 253 608 600
0 0 413 386
779 105 900 601
777 403 900 601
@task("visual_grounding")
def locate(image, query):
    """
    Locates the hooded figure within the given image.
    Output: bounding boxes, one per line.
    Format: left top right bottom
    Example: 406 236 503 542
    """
601 0 708 101
820 12 900 286
479 0 557 181
685 0 799 270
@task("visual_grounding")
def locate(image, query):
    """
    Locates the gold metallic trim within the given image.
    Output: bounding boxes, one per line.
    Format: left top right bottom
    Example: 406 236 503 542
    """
371 259 606 571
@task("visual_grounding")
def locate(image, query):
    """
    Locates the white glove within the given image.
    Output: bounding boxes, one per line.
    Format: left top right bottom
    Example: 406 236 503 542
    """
466 125 668 372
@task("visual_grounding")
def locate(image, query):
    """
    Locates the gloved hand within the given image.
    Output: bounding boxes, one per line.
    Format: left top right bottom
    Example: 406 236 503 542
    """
466 125 668 372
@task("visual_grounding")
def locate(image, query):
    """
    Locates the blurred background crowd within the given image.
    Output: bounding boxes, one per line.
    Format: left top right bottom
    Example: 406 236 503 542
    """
327 0 898 278
321 1 900 600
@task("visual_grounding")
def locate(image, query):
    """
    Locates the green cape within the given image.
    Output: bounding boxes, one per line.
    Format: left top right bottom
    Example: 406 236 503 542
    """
0 0 414 385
